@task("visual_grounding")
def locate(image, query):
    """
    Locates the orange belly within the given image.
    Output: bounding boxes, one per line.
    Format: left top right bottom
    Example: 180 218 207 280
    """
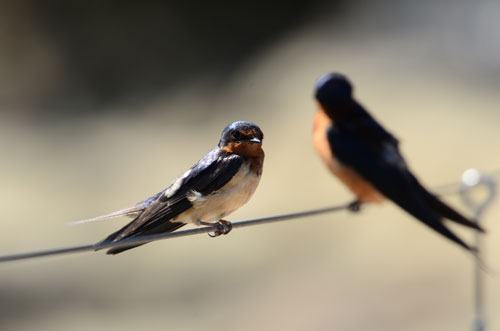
312 108 384 203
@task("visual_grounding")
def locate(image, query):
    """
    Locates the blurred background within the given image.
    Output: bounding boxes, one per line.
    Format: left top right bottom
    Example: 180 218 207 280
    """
1 0 500 330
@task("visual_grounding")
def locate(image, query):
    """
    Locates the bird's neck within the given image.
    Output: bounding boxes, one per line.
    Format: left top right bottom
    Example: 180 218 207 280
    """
221 142 263 157
314 106 334 131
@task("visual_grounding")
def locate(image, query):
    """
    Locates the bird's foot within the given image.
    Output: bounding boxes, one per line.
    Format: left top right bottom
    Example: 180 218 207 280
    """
202 220 232 237
348 199 362 212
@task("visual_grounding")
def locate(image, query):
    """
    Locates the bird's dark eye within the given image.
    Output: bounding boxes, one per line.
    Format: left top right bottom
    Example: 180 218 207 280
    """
231 130 242 140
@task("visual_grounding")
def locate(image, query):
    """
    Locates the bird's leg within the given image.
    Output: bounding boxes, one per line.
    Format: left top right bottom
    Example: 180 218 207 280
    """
348 199 362 212
200 220 232 237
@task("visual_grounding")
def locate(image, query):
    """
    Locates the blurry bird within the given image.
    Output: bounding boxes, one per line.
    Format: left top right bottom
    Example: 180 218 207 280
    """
78 121 264 254
313 72 484 250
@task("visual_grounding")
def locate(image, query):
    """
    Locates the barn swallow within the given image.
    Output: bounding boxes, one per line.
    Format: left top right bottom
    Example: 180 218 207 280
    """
313 72 484 250
81 121 264 254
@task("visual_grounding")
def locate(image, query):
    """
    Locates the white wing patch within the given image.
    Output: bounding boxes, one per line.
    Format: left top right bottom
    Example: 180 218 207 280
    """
187 190 207 205
163 169 192 199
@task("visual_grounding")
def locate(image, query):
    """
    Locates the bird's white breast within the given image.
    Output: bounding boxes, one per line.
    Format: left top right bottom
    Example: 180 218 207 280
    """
179 162 261 224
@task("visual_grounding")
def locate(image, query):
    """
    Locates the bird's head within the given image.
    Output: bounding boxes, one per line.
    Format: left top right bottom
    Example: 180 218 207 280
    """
314 72 353 118
219 121 264 156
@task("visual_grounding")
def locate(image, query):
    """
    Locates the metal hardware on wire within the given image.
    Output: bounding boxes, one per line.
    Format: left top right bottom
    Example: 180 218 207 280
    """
460 169 497 331
434 168 500 197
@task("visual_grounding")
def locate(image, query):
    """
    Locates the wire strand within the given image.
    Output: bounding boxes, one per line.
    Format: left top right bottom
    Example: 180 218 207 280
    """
1 168 498 264
0 203 352 263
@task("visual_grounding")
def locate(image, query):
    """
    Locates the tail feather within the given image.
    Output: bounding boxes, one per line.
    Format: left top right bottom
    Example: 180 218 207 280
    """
425 192 484 232
418 215 473 251
70 192 163 226
69 205 145 226
408 173 485 233
95 221 186 255
103 242 145 255
385 180 474 251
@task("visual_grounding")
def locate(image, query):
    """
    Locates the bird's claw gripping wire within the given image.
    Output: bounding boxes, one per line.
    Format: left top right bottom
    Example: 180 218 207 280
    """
207 220 232 237
347 199 362 212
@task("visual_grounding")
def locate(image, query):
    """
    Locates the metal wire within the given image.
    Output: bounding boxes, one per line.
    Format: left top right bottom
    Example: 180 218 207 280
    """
0 168 498 264
0 203 352 263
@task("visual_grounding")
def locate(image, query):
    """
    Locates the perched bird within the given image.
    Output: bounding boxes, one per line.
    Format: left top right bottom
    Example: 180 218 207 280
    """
313 72 484 250
81 121 264 254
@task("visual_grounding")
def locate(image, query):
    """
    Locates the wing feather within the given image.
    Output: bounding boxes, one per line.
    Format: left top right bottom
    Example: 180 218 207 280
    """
99 149 244 246
328 126 472 250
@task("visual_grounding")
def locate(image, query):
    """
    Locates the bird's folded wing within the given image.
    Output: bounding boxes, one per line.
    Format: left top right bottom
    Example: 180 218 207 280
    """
328 127 473 249
104 151 244 241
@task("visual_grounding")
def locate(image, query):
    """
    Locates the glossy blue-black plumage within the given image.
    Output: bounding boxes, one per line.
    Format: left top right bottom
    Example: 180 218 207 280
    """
219 121 263 147
316 72 483 250
315 73 353 110
100 120 264 254
101 149 244 254
328 126 477 250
